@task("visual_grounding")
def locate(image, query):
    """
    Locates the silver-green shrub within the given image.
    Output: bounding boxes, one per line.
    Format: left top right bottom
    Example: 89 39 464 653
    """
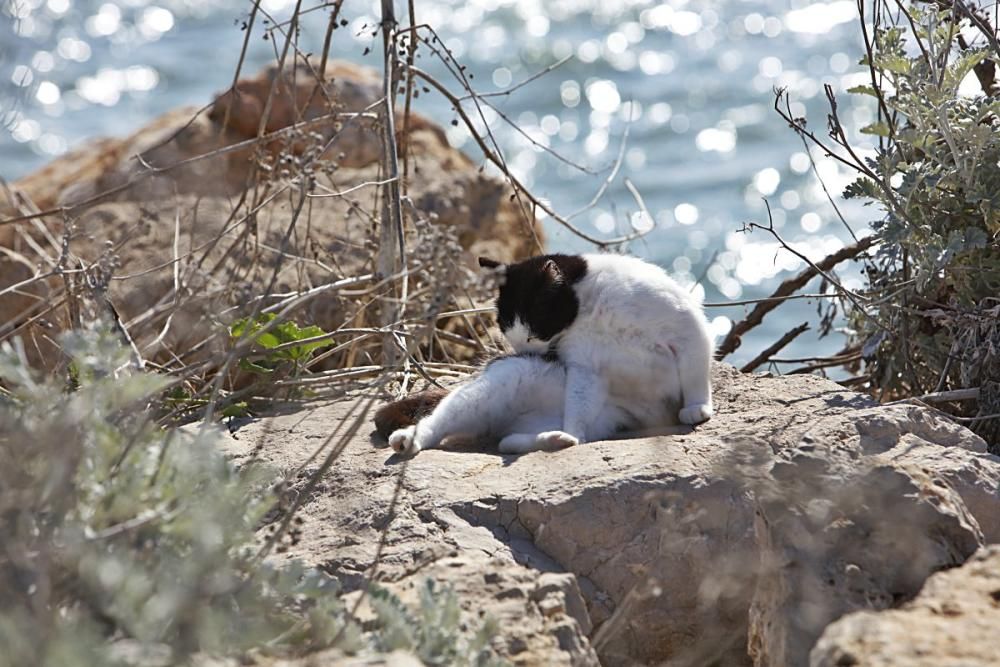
836 4 999 446
0 328 501 665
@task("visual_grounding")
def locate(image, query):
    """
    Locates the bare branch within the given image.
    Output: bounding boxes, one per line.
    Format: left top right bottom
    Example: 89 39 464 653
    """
740 322 810 373
716 234 875 360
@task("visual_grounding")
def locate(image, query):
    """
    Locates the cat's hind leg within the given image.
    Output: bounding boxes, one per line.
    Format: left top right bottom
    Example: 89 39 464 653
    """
536 431 581 449
560 363 609 443
499 411 573 454
497 432 579 453
497 390 626 453
676 335 714 425
391 355 565 455
499 433 541 454
531 403 625 449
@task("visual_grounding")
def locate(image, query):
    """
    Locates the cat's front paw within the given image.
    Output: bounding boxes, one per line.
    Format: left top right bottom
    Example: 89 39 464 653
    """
679 403 713 425
388 425 422 455
536 431 580 450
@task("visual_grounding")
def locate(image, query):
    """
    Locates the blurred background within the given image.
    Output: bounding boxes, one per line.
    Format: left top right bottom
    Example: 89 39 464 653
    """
0 0 888 368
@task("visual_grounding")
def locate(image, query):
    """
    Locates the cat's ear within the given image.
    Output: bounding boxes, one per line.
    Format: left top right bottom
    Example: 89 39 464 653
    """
478 257 503 269
542 259 564 285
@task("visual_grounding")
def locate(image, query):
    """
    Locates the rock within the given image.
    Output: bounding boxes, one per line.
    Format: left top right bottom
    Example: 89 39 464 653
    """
193 648 425 667
810 545 1000 667
0 59 541 368
763 401 1000 542
207 61 387 171
743 400 996 667
346 554 599 667
217 364 1000 665
747 458 982 667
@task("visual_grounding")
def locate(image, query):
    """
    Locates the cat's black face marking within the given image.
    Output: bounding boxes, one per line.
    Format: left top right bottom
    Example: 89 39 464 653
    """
480 254 588 348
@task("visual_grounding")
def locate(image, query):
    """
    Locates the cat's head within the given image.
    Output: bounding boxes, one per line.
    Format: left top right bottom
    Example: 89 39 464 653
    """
478 254 588 354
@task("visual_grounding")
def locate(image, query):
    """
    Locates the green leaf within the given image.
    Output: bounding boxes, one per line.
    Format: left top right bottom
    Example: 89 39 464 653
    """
847 85 880 98
255 331 283 349
230 314 332 363
860 122 891 137
221 402 251 418
229 313 276 340
876 55 911 74
239 358 274 375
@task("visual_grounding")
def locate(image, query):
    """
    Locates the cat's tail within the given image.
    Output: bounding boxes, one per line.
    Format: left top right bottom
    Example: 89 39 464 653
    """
373 387 450 439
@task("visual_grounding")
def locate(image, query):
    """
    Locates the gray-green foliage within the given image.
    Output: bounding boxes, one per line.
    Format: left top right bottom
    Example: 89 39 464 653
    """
369 580 504 667
839 4 999 443
0 328 362 666
0 328 502 665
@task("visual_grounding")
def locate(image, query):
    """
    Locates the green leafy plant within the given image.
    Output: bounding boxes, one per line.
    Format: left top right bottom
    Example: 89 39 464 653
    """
229 313 334 375
784 1 1000 447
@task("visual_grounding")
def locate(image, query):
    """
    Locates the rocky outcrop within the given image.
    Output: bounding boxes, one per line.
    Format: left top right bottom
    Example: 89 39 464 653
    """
0 60 541 367
747 450 982 666
811 545 1000 666
217 364 1000 665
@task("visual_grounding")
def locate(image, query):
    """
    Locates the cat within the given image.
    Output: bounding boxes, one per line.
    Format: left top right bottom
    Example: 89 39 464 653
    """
383 253 715 455
383 352 627 454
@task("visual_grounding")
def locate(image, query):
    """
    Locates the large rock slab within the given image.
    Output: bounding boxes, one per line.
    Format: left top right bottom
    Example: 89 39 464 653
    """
811 545 1000 667
218 365 1000 665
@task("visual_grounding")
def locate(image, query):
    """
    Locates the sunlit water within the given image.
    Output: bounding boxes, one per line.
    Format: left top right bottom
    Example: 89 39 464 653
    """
1 0 886 370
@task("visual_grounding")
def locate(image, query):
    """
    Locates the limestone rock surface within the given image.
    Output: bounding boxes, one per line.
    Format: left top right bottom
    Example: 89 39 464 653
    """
811 545 1000 667
747 450 983 667
217 364 1000 666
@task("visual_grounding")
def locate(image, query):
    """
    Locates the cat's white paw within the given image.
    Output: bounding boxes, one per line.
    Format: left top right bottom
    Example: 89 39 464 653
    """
679 403 713 425
498 433 538 454
536 431 580 450
388 425 422 455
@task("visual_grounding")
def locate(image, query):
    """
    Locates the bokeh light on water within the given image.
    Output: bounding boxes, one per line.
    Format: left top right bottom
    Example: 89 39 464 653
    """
0 0 884 368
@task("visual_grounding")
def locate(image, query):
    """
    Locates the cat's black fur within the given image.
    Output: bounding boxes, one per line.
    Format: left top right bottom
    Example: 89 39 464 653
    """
478 254 588 345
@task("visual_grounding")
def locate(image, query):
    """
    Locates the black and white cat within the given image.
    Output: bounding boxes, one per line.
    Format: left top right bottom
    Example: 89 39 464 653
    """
385 253 715 455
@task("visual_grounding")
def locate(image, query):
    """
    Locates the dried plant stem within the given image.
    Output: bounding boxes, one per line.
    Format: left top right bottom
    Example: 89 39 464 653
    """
220 0 261 134
316 0 344 87
705 292 856 307
788 351 862 375
890 387 981 404
459 55 572 101
948 412 1000 423
377 0 407 373
403 63 648 248
400 0 418 192
565 121 630 221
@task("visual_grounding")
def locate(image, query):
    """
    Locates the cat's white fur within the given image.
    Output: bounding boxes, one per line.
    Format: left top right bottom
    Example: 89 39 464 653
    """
389 253 714 455
387 355 623 454
550 253 714 440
